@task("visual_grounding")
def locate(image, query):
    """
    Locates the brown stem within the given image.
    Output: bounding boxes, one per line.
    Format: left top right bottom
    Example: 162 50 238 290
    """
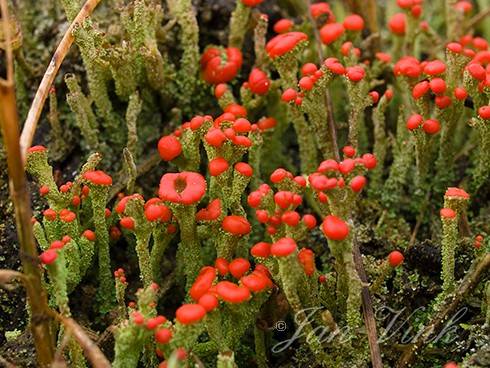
304 0 340 161
463 7 490 32
19 0 102 162
0 2 54 366
0 269 26 290
365 0 379 36
47 310 111 368
396 254 490 368
353 241 383 368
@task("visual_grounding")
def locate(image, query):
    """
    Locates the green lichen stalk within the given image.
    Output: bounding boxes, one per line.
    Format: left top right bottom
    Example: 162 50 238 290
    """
276 255 330 365
167 0 200 109
86 182 115 312
228 0 251 49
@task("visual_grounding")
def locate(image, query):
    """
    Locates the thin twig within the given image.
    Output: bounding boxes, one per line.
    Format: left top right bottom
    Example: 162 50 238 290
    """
47 311 111 368
464 7 490 32
353 240 383 368
304 0 340 161
396 254 490 368
19 0 102 162
51 333 70 368
0 269 26 291
0 2 55 366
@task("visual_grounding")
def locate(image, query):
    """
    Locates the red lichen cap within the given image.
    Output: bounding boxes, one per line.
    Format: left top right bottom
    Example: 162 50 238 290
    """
222 215 251 235
440 208 457 219
251 242 271 258
394 56 421 78
216 281 251 303
159 172 206 205
388 251 404 267
443 362 458 368
412 80 430 99
447 42 463 53
324 57 346 75
349 176 367 192
341 43 357 58
298 248 315 276
343 14 364 31
273 18 294 34
145 204 172 222
43 208 57 221
59 209 76 223
215 257 229 276
257 117 277 131
265 32 308 58
270 168 289 183
424 60 446 75
155 328 172 344
232 118 252 133
82 230 96 241
346 66 365 82
120 217 135 230
158 135 182 161
310 2 332 19
214 84 228 99
234 162 253 177
301 63 317 76
27 145 47 153
175 304 207 325
83 170 113 186
429 78 446 94
229 258 251 279
241 0 263 7
444 187 470 199
375 52 392 63
270 237 297 257
116 194 144 214
466 63 486 80
454 87 468 101
209 157 229 176
281 211 300 226
39 249 57 265
225 104 247 118
131 311 145 325
201 47 242 84
39 185 50 196
319 23 344 45
196 199 222 221
49 240 64 250
478 106 490 119
302 214 317 229
205 128 227 147
198 293 219 312
241 272 270 292
248 68 270 95
406 114 424 130
388 13 406 35
322 215 349 241
422 119 441 135
190 266 216 301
